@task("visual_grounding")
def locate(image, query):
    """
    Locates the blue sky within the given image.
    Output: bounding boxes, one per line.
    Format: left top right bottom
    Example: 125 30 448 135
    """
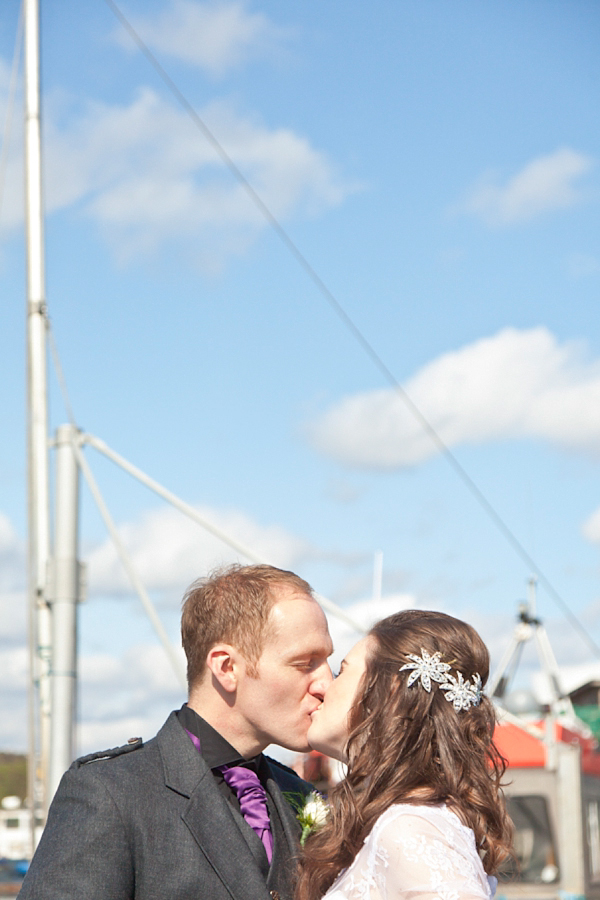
1 0 600 754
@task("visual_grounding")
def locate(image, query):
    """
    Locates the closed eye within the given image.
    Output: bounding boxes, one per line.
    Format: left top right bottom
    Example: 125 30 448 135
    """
331 663 345 679
293 658 325 671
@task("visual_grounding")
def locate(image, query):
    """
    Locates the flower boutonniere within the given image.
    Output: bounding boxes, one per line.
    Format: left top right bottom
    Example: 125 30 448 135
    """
284 790 329 845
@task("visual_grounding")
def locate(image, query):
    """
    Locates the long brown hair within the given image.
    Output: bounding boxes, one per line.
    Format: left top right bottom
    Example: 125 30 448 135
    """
296 610 513 900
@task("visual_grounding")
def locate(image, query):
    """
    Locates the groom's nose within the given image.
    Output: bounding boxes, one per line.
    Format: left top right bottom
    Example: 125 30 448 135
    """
309 661 333 701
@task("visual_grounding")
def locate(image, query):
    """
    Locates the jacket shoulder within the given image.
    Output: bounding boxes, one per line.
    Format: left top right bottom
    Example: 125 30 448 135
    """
265 756 314 796
73 736 144 769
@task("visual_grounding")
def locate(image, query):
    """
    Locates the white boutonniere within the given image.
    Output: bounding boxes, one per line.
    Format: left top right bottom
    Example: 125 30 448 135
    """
284 790 329 844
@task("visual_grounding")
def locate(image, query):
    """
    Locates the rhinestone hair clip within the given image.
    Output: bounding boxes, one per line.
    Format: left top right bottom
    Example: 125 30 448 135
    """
399 648 482 711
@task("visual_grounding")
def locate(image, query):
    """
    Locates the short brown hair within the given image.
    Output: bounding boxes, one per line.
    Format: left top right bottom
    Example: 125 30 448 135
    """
181 563 313 688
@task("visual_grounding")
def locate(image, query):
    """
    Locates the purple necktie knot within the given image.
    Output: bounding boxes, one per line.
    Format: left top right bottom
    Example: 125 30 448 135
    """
220 765 274 864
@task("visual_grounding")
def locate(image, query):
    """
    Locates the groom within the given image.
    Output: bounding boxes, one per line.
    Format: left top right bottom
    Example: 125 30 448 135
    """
19 564 333 900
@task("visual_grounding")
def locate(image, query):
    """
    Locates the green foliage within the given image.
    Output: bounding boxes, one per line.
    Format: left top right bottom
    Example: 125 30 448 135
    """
0 754 27 802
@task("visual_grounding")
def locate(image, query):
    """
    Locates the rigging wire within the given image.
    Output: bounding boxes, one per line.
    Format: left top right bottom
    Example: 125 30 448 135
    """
104 0 600 657
47 320 77 429
0 1 24 224
71 436 187 688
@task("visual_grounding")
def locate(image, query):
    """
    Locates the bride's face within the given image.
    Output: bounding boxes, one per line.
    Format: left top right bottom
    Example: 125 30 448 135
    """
307 636 372 762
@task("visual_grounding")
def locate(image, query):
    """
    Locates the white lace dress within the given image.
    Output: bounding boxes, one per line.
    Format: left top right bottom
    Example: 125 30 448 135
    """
322 803 497 900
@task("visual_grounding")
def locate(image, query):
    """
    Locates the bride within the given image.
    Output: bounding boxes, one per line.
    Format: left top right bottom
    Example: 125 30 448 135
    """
296 609 513 900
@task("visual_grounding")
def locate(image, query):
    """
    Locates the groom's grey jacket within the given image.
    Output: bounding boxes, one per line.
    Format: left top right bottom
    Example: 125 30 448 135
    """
18 712 312 900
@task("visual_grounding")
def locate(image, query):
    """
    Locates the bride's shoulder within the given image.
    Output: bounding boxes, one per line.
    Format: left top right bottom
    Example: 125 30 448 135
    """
357 804 494 900
368 802 475 845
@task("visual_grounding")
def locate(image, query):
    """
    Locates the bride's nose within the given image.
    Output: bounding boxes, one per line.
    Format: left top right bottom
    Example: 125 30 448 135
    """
309 661 333 701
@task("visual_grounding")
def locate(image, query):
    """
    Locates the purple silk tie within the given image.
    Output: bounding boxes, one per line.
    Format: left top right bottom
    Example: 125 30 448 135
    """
219 765 274 864
185 729 273 864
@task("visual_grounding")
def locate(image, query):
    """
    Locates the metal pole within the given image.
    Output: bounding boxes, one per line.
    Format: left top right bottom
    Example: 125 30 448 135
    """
527 575 537 619
47 425 79 803
535 625 575 718
24 0 51 824
487 629 528 699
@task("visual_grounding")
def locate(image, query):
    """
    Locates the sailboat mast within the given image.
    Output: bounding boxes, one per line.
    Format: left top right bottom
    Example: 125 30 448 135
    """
24 0 51 823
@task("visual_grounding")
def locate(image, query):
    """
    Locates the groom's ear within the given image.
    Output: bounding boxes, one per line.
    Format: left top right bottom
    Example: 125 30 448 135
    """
206 644 239 693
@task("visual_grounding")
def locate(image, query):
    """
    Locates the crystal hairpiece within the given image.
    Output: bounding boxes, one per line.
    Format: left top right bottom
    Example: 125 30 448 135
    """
399 648 482 711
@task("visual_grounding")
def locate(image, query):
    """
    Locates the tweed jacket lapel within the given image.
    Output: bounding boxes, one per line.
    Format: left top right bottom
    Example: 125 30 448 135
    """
157 713 271 900
264 766 303 857
183 781 272 900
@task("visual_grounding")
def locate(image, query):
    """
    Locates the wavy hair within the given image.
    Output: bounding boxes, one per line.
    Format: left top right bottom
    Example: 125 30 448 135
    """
296 609 513 900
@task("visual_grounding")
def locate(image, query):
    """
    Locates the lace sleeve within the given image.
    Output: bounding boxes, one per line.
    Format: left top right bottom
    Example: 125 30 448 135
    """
323 804 495 900
374 808 493 900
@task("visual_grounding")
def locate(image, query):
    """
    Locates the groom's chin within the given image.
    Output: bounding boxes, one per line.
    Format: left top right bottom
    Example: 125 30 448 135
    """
278 737 311 754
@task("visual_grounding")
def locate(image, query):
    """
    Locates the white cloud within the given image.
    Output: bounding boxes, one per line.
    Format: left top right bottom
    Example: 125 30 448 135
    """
0 57 23 235
115 0 292 78
0 591 26 643
88 502 314 597
308 327 600 469
0 516 35 751
0 513 26 644
582 508 600 546
76 643 185 752
568 253 600 278
0 646 27 688
461 148 594 226
0 646 28 751
1 83 354 265
0 512 24 592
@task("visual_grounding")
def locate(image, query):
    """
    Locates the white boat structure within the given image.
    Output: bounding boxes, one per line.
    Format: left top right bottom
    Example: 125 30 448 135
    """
492 585 600 899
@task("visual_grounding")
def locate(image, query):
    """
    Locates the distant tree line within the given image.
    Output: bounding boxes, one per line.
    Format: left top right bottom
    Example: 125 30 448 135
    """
0 754 26 802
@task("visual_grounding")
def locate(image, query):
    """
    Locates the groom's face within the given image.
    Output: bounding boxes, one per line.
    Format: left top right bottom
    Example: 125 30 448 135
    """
236 586 333 753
